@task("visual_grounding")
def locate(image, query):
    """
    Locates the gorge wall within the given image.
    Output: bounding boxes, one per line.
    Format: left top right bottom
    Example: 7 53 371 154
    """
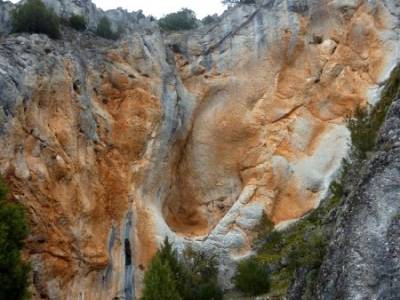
0 0 399 299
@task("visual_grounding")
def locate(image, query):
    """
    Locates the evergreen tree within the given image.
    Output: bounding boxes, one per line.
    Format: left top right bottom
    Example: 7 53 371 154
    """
143 238 223 300
158 9 198 31
69 14 86 31
233 257 270 296
141 255 182 300
11 0 60 39
158 237 182 276
0 177 30 300
96 16 116 40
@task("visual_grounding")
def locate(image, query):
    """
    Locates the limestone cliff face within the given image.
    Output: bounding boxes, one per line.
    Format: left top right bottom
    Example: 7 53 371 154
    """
0 0 399 299
315 83 400 300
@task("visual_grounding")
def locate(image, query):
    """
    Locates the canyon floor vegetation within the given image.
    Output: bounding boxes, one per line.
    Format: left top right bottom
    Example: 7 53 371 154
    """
142 238 223 300
0 177 30 300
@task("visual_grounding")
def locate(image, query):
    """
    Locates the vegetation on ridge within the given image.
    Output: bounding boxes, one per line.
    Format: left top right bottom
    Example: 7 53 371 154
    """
0 177 30 300
11 0 61 39
158 9 198 31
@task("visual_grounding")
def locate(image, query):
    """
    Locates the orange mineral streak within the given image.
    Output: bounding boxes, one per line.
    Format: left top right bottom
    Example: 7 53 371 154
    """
162 2 388 233
1 50 161 297
0 1 396 299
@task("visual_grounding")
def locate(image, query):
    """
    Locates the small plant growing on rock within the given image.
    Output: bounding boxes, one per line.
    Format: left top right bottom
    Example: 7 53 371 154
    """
347 66 400 159
233 257 271 296
11 0 61 39
69 14 86 31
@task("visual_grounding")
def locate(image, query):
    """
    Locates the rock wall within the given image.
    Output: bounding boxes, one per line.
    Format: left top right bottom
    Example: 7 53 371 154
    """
316 81 400 300
0 0 399 298
0 1 14 34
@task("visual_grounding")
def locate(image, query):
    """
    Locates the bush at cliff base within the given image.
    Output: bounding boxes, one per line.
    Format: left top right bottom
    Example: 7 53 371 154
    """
142 238 223 300
0 177 30 300
178 247 223 300
141 254 182 300
233 257 271 296
11 0 61 39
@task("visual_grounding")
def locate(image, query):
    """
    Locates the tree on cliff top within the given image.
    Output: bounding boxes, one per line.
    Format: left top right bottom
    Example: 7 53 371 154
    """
0 177 30 300
158 8 198 31
11 0 61 39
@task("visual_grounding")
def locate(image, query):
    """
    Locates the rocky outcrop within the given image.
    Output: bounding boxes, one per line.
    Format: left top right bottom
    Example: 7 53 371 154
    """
0 0 150 33
316 79 400 299
0 0 399 299
0 27 166 299
0 1 14 34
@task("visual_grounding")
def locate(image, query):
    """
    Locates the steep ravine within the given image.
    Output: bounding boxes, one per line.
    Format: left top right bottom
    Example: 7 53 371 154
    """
0 0 400 299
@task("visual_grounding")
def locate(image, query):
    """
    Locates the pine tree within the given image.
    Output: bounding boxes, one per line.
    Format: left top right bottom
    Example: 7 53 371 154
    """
142 238 223 300
158 237 181 276
0 177 30 300
141 255 182 300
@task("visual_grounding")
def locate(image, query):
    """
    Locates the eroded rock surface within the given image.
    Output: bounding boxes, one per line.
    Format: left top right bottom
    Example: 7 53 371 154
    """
0 0 399 298
316 95 400 300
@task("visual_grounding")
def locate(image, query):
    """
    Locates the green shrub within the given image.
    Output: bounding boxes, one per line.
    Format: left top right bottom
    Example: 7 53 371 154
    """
11 0 60 39
0 177 30 300
143 238 223 300
142 255 182 300
196 282 223 300
202 15 217 25
255 214 274 242
69 14 86 31
158 9 198 31
348 66 400 159
179 247 223 300
255 212 329 297
157 237 184 284
96 16 117 40
233 257 270 296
